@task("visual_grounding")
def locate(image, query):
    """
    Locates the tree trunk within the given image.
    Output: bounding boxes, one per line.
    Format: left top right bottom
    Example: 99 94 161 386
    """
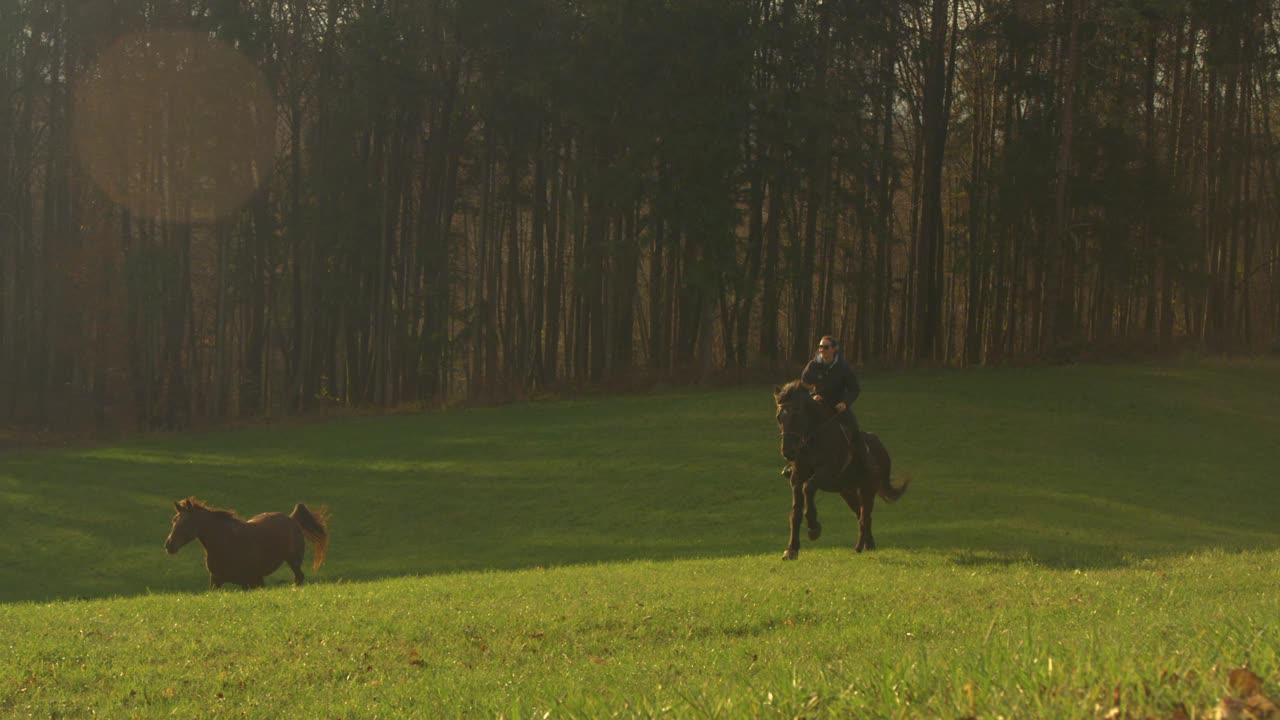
913 0 950 364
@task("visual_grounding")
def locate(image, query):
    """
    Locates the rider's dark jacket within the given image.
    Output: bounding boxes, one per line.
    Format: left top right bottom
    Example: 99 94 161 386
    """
800 352 861 412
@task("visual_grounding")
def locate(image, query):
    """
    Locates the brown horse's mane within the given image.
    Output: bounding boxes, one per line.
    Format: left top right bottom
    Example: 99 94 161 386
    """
178 496 240 521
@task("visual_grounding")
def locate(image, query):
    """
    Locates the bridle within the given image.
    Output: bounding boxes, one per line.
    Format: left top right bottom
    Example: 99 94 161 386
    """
778 400 844 457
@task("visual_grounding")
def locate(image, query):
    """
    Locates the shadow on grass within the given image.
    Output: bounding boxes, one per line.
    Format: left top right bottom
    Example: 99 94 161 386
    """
3 366 1279 603
3 452 1276 605
0 446 783 603
894 479 1280 571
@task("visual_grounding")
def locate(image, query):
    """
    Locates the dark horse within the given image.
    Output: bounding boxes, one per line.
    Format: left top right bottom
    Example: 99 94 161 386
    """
774 380 908 559
165 497 330 589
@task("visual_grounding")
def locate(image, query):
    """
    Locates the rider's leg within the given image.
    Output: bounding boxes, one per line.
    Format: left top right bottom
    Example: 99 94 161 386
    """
843 410 880 478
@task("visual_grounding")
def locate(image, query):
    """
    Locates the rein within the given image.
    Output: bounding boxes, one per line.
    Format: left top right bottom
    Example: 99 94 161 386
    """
780 400 855 477
779 404 845 452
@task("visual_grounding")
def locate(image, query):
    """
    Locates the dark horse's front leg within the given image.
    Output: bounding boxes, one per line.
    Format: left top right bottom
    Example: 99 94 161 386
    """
791 464 825 540
783 470 804 560
784 464 830 560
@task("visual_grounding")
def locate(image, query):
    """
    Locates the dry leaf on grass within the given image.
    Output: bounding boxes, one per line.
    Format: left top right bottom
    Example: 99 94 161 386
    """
1214 693 1280 720
1245 693 1280 719
1230 669 1263 697
1214 695 1247 720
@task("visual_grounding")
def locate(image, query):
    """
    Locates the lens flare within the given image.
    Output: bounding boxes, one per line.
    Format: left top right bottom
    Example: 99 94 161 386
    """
73 31 277 223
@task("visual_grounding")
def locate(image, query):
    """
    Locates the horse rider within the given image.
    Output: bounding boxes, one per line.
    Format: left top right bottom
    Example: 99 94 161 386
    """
781 335 880 480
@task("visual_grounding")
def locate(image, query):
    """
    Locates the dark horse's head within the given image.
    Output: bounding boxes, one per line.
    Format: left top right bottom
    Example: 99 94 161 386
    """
774 380 820 462
165 497 234 554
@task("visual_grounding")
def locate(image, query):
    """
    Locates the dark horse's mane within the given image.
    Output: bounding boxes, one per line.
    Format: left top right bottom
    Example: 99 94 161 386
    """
775 379 814 404
177 496 240 521
777 380 832 418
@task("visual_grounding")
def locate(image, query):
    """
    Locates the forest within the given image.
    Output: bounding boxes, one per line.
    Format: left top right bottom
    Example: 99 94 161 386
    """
2 0 1278 430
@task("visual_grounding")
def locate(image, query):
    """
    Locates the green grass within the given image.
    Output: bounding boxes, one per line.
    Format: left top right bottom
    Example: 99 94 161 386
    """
2 360 1279 717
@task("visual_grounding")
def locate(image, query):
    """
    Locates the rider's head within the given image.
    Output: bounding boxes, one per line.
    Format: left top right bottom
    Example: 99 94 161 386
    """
817 336 838 362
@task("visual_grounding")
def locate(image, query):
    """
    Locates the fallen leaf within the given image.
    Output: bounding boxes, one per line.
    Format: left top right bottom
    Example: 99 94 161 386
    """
528 632 545 639
1246 693 1280 719
161 687 175 698
1230 669 1263 696
590 655 609 665
1214 695 1246 720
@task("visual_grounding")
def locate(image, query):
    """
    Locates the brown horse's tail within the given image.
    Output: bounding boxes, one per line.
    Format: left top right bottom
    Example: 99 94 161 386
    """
290 503 330 571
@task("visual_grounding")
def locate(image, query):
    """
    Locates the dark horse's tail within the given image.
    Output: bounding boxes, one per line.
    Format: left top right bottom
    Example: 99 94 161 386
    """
290 503 330 571
879 474 911 503
867 433 910 503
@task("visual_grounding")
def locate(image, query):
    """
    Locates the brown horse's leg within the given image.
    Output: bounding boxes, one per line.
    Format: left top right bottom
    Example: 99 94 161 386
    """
287 525 307 585
855 483 877 552
803 481 822 541
287 558 305 586
783 476 804 560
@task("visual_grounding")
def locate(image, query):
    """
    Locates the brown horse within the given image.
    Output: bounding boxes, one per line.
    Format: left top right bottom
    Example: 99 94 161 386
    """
164 497 330 589
774 380 908 559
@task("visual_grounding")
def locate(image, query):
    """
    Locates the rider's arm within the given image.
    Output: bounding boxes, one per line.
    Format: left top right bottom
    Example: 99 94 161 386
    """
842 366 861 406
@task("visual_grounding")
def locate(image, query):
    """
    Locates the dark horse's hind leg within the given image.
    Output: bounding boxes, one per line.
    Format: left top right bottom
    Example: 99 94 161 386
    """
839 488 875 552
839 489 861 527
854 483 877 552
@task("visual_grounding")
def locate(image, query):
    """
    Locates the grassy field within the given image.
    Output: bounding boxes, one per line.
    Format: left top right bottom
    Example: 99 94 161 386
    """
2 360 1279 718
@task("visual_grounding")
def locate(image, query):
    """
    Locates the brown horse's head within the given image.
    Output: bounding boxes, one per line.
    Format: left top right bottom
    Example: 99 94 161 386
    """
774 380 818 461
165 497 206 554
